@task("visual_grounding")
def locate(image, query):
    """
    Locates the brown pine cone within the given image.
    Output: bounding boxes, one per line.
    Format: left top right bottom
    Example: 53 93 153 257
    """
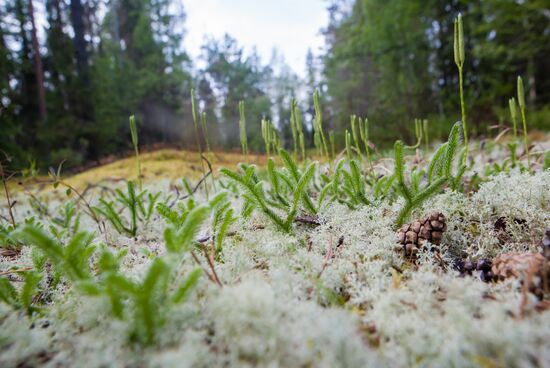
489 252 550 298
397 212 447 258
491 252 547 281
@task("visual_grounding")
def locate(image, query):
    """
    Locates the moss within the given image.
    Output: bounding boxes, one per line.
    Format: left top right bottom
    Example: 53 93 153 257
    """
1 138 550 367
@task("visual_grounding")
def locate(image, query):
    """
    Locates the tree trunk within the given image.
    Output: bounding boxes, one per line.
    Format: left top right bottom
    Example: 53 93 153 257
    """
70 0 89 85
27 0 47 121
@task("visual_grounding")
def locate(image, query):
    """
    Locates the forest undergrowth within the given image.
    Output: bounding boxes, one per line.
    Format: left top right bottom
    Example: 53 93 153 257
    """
1 15 550 368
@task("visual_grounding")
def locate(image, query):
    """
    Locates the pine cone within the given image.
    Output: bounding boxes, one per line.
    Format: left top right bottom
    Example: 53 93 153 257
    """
452 258 477 277
397 212 447 258
487 252 550 298
453 258 494 281
491 252 547 280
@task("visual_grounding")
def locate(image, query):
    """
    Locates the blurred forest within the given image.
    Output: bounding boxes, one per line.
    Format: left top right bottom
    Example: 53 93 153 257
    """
0 0 549 170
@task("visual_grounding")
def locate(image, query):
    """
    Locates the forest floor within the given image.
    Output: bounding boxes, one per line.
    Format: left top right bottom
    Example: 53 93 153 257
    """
11 149 265 193
1 134 550 367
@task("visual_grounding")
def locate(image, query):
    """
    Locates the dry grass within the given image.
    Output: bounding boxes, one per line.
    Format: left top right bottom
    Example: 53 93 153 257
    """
10 150 268 193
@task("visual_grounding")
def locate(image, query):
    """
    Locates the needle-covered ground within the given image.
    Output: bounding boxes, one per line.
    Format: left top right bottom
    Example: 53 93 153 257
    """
1 137 550 368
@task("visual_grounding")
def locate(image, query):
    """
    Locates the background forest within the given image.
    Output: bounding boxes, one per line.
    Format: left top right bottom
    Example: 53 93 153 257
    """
1 0 549 170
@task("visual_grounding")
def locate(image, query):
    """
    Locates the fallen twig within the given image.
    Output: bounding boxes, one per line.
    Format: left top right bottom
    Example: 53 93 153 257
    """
294 214 321 226
196 231 236 244
0 267 33 276
200 243 223 287
168 155 213 208
306 235 313 252
0 161 17 228
190 250 217 284
317 235 334 278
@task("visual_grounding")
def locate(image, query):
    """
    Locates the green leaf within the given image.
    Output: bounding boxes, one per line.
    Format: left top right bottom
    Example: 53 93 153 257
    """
169 205 210 253
172 268 202 303
20 271 41 312
16 225 64 264
216 208 234 255
0 277 18 307
427 142 448 183
394 140 412 201
76 280 102 296
288 163 315 220
444 122 462 177
279 148 300 181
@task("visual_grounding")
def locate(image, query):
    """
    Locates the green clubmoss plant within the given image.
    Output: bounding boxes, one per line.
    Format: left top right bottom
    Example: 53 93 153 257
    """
422 119 429 152
350 115 361 158
454 13 468 154
341 159 370 208
48 163 103 233
261 119 280 156
345 130 353 161
239 100 248 159
129 115 142 190
221 153 315 233
0 270 42 315
517 76 531 173
329 131 336 160
13 210 206 346
313 89 329 159
404 119 423 149
201 112 217 191
191 89 209 198
291 100 306 161
94 181 160 237
507 98 519 167
358 116 374 173
49 202 81 238
394 122 464 226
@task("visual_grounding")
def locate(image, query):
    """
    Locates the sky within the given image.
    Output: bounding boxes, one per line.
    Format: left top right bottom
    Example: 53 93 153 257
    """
184 0 329 77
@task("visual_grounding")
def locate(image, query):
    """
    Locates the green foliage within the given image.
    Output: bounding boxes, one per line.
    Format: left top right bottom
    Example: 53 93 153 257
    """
345 130 353 161
49 202 81 239
0 0 193 170
394 122 465 226
9 209 207 346
221 150 316 233
239 101 248 158
163 204 210 254
161 191 230 255
156 198 196 230
454 13 468 152
334 159 371 209
290 99 306 161
210 194 236 258
201 112 213 161
517 76 531 173
313 89 329 158
278 149 318 214
0 270 42 315
261 119 280 156
191 89 209 198
0 223 21 250
543 151 550 171
16 226 96 281
403 119 424 150
323 1 549 149
129 115 142 190
0 277 18 308
350 115 361 157
422 120 429 152
94 181 161 237
329 131 336 160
